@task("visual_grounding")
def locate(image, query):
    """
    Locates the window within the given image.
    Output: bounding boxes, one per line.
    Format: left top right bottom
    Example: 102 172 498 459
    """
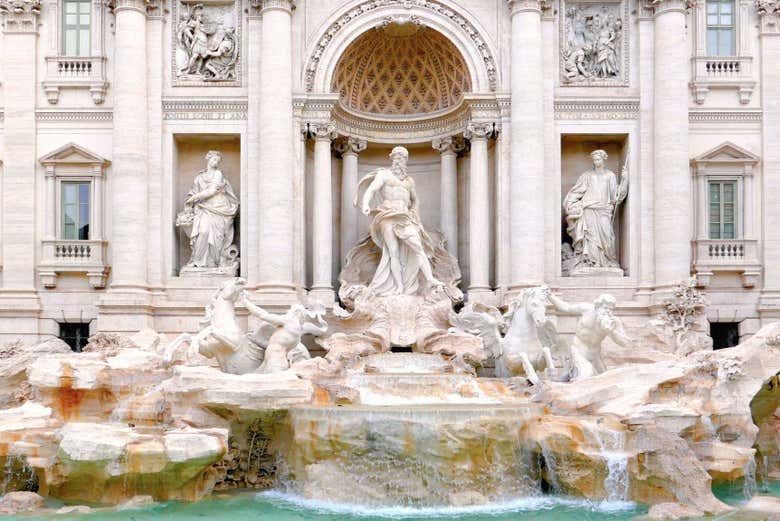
710 322 739 350
709 180 736 239
62 0 91 57
59 322 90 352
61 181 90 240
706 0 735 56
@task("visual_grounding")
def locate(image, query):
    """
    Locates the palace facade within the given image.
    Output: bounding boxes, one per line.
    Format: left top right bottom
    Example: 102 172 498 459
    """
0 0 778 347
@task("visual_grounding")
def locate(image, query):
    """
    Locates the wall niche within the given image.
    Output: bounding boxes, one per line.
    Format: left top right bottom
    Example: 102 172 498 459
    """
173 134 241 277
560 133 630 277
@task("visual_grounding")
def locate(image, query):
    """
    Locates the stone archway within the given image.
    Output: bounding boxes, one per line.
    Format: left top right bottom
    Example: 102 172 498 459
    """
304 0 499 96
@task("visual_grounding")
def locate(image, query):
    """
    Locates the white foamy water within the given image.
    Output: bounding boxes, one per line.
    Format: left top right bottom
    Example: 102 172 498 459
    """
358 388 502 406
258 490 637 518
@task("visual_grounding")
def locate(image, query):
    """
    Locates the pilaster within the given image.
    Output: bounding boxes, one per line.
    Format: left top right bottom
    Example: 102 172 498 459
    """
0 0 42 336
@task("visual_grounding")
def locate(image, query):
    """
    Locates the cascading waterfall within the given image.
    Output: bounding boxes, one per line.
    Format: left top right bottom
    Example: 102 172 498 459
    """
538 442 560 493
586 424 629 502
743 456 758 499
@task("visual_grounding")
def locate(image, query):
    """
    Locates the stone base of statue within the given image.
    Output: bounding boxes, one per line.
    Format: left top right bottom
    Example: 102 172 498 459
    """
569 266 624 278
179 261 239 278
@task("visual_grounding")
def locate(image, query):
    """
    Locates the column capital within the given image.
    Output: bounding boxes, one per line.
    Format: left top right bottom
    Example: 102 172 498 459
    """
756 0 780 34
643 0 693 15
334 137 367 156
506 0 551 15
0 0 40 33
306 121 337 142
432 136 466 155
464 122 498 141
256 0 294 14
113 0 157 15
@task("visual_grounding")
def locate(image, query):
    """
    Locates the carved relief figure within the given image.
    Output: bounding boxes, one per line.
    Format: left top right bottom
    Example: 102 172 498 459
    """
176 2 239 81
562 3 623 83
547 291 632 379
355 146 444 296
563 149 628 274
177 150 239 275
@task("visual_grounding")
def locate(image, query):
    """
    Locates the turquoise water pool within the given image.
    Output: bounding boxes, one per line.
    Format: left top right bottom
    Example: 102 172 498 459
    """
6 481 780 520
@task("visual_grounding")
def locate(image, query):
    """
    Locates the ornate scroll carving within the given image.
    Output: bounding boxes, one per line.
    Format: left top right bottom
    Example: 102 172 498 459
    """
172 0 241 86
756 0 780 33
0 0 41 32
560 0 629 86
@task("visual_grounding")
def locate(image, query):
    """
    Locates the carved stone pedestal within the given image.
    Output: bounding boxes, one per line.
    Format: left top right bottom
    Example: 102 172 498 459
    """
570 266 624 278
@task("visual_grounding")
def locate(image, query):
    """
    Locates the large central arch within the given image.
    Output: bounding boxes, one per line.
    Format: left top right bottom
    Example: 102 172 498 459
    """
303 0 500 95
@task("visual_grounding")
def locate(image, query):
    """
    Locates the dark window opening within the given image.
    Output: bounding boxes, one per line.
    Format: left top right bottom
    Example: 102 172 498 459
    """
59 322 90 352
710 321 740 350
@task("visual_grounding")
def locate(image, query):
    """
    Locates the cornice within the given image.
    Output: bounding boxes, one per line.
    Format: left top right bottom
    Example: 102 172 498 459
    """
162 98 247 120
688 110 762 123
36 110 113 122
554 99 640 120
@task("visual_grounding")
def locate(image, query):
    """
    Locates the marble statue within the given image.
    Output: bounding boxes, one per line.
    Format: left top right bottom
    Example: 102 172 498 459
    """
164 278 328 375
332 146 467 354
176 2 239 81
356 146 444 297
449 287 559 384
176 150 240 276
644 277 713 356
562 4 623 83
563 149 628 275
239 294 328 374
547 291 632 379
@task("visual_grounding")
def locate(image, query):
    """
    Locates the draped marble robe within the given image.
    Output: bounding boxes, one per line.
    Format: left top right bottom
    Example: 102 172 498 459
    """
185 168 239 268
563 167 627 269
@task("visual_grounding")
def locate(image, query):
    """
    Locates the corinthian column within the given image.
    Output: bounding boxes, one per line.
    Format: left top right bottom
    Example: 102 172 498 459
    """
757 0 780 316
308 122 337 304
336 137 367 263
110 0 150 292
257 0 296 300
651 0 693 293
507 0 546 292
465 123 494 302
432 136 464 257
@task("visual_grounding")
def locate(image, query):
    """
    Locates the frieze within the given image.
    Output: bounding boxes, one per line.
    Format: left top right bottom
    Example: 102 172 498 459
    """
162 98 247 120
172 0 242 86
304 0 498 93
688 110 762 123
554 99 639 119
36 110 113 122
559 0 629 87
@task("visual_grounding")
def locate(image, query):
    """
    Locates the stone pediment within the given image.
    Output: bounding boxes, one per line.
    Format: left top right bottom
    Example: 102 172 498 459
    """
39 142 109 166
691 141 759 166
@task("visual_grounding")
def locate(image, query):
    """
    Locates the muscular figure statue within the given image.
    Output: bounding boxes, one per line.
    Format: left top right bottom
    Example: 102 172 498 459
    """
355 146 444 296
546 291 632 379
239 292 328 374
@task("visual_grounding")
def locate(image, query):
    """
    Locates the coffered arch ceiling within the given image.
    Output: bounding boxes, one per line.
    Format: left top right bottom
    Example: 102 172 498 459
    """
331 24 472 117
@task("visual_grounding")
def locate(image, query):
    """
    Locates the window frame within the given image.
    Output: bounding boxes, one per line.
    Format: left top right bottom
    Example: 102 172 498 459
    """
59 180 92 241
61 0 92 57
705 0 736 57
707 178 739 240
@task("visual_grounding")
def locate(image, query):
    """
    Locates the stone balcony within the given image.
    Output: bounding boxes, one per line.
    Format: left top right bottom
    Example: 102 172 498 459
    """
690 56 755 105
42 56 108 105
39 239 109 289
692 238 760 288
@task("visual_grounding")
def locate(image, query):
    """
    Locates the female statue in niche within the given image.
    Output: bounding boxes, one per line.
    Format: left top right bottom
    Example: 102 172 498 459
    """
563 149 628 274
177 150 240 275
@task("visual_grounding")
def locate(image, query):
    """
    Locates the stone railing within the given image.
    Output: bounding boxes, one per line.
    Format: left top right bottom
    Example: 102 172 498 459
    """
39 239 109 289
690 56 754 104
42 56 108 104
692 238 760 288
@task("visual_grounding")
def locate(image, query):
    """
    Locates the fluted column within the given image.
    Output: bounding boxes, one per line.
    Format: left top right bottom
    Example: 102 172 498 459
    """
109 0 150 292
336 137 367 263
651 0 693 293
758 1 780 315
257 0 296 299
507 0 547 292
465 123 494 301
432 136 464 256
309 122 337 304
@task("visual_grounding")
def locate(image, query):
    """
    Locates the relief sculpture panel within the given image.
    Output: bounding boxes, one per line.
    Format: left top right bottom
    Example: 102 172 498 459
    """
560 0 628 86
172 0 241 86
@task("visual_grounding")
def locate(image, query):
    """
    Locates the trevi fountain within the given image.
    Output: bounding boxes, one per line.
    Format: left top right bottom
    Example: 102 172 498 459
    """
2 0 780 518
0 146 778 520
